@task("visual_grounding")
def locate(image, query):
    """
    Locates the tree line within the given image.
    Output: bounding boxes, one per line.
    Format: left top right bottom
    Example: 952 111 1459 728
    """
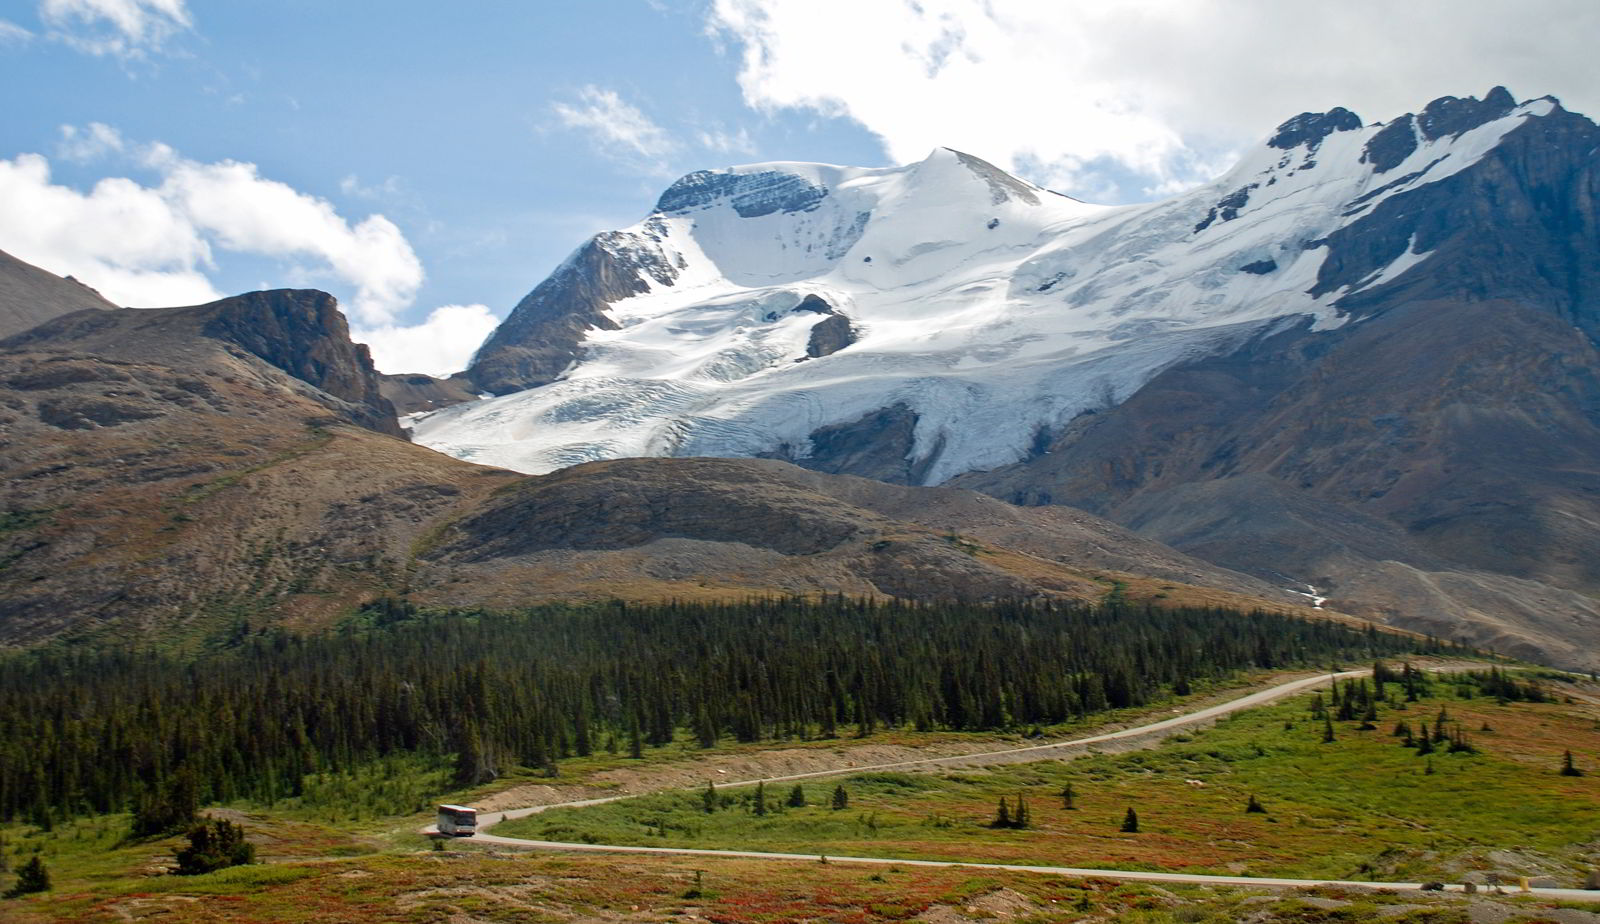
0 596 1450 828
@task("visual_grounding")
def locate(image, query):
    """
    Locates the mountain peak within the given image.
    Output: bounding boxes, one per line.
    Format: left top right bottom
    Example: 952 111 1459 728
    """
654 166 831 218
1416 86 1520 140
1267 106 1364 149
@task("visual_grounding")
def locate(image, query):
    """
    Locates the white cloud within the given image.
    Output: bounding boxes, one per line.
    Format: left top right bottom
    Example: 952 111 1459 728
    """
0 131 423 323
553 85 681 173
708 0 1600 202
0 151 220 307
0 19 33 44
339 173 405 203
151 154 423 324
56 121 125 162
39 0 192 58
696 125 756 158
354 303 500 376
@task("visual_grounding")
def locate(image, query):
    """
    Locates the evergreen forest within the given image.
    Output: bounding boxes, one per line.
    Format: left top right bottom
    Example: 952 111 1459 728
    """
0 597 1452 829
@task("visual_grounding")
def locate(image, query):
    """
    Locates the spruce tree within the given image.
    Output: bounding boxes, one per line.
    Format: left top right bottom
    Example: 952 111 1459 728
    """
1061 783 1076 810
752 781 767 816
628 715 644 760
702 781 717 814
1120 808 1139 833
1245 795 1266 814
693 704 717 749
831 785 849 810
1014 794 1029 829
1321 715 1335 743
991 797 1012 829
453 722 491 786
1561 750 1584 777
787 784 806 808
5 855 49 897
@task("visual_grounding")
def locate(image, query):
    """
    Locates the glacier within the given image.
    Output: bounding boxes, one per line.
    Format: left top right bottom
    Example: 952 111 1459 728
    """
411 96 1555 485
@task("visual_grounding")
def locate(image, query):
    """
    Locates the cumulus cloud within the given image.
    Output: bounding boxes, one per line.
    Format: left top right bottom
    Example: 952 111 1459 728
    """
708 0 1600 201
353 303 500 377
149 149 423 324
39 0 192 58
0 151 221 307
0 130 423 324
553 85 682 173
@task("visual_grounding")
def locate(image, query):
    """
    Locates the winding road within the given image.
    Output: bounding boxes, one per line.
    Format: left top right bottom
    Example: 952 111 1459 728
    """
427 665 1600 900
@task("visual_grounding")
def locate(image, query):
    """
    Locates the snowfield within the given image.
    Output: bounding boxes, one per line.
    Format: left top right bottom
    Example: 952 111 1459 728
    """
412 100 1554 484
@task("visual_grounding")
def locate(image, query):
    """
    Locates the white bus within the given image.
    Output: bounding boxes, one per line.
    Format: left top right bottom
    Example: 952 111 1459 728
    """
436 804 478 837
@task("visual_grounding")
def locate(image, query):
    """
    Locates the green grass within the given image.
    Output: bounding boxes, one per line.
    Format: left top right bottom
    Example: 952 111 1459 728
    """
496 688 1600 884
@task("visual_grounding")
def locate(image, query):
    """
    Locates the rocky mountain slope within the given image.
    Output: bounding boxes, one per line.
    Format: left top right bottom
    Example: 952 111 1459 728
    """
0 273 1293 644
0 246 117 339
402 88 1600 667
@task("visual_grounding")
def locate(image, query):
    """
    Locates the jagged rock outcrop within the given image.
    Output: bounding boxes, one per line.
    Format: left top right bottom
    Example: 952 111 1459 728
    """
3 289 403 437
466 231 679 395
1267 106 1363 149
655 169 830 217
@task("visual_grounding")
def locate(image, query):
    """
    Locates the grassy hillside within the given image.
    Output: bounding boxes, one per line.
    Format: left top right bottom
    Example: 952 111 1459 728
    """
498 672 1600 883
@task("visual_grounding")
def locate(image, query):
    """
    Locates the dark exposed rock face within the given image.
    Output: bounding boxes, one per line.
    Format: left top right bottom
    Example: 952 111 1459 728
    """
789 293 857 358
1361 115 1418 173
200 290 400 436
792 293 834 314
761 402 935 486
1315 100 1600 346
1267 107 1363 149
1417 86 1517 140
656 169 829 217
466 232 679 396
806 312 856 358
1195 184 1260 233
3 289 401 437
0 247 117 339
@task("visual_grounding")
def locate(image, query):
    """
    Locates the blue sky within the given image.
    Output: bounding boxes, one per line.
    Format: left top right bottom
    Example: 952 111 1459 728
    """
3 0 1597 373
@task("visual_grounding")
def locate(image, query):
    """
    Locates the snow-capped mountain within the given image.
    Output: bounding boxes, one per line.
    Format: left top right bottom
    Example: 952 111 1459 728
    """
412 87 1558 485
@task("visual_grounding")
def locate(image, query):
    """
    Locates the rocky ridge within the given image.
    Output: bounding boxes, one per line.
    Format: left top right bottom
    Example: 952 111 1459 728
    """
0 267 1298 644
